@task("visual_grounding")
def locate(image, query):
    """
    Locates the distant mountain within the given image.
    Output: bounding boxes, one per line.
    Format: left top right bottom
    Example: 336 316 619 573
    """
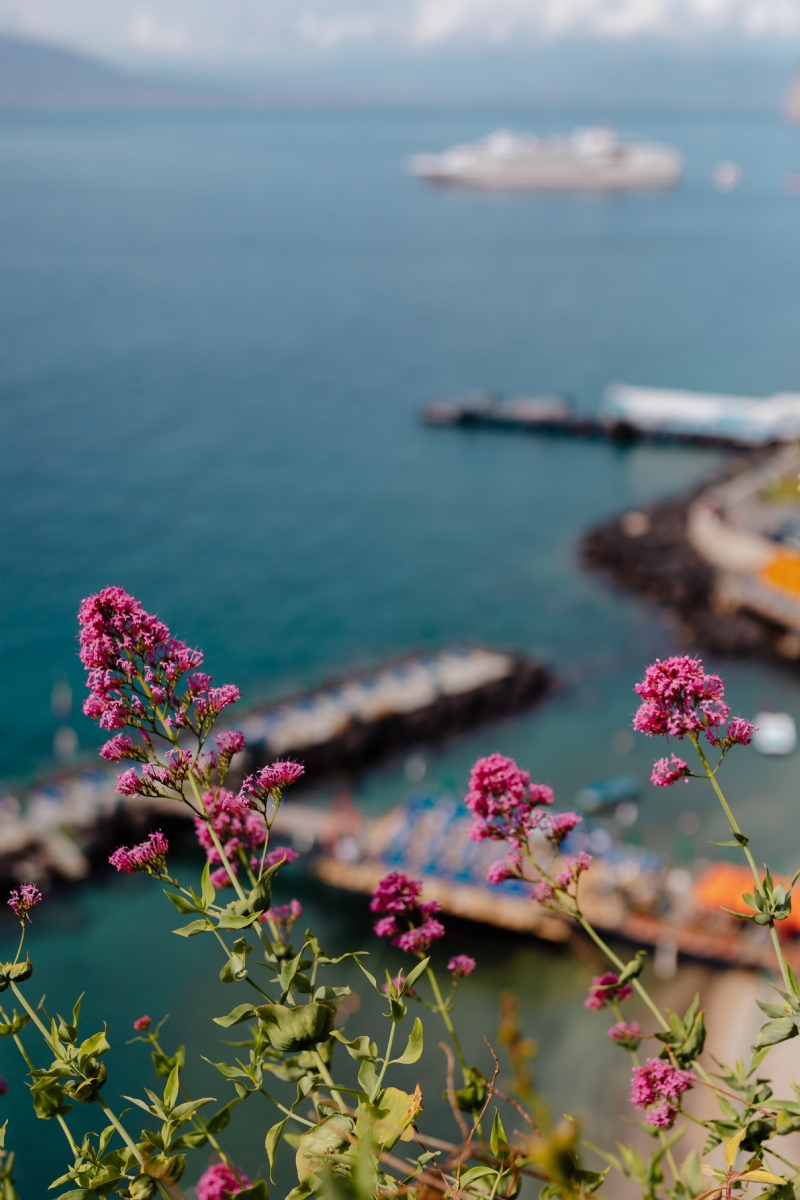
0 34 239 110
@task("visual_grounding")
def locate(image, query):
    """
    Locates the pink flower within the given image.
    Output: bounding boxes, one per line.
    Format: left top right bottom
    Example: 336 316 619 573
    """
196 1161 253 1200
394 919 445 953
195 685 241 720
109 831 169 877
7 883 41 920
116 768 144 797
239 760 305 808
584 971 632 1011
210 866 232 890
216 731 246 758
651 754 691 788
723 717 756 747
608 1021 642 1050
631 1059 693 1128
448 955 476 979
633 656 729 742
371 871 446 953
100 733 147 762
531 879 555 903
0 1078 8 1096
194 789 267 871
264 845 300 868
370 872 423 915
465 754 553 843
263 899 303 930
554 852 593 889
486 848 522 884
133 1015 152 1032
545 812 582 846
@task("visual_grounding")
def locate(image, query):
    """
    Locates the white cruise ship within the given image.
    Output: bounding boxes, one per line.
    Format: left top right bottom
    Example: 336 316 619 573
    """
409 126 681 192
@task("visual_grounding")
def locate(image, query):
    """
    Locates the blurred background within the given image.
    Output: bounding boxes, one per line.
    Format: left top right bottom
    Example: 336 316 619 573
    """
2 1 800 1195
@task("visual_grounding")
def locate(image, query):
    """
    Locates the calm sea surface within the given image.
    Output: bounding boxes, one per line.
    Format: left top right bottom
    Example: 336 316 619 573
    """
1 107 800 1193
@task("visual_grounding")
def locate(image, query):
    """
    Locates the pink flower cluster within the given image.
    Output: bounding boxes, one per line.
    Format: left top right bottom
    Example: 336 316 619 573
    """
651 754 692 788
194 790 267 888
78 587 240 741
584 972 633 1012
133 1015 152 1032
465 754 554 843
115 748 194 799
630 1058 693 1129
238 761 305 810
608 1021 642 1050
554 851 593 889
448 955 476 979
7 883 42 920
371 872 445 953
108 831 169 877
633 656 729 741
196 1161 252 1200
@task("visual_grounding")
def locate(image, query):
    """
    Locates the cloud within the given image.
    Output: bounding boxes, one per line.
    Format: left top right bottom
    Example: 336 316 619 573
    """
1 0 799 66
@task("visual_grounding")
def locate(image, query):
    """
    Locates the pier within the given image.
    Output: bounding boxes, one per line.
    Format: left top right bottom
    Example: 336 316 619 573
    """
0 644 551 890
423 386 800 450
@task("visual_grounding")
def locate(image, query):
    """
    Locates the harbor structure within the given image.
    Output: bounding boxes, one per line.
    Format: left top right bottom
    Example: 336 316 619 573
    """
409 127 681 192
0 645 551 889
314 793 800 973
423 386 800 450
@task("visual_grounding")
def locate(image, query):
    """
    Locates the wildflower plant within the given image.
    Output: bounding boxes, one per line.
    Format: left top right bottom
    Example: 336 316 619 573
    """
0 598 798 1200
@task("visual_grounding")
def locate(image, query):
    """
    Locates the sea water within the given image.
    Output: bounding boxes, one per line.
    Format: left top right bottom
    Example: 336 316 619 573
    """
1 107 800 1193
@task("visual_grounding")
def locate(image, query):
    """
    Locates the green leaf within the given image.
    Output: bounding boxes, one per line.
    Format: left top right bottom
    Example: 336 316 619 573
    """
163 891 201 915
755 1017 798 1048
358 1058 379 1101
392 1017 423 1065
213 1005 257 1029
617 950 647 987
352 957 379 992
401 957 430 994
236 1184 269 1200
295 1115 354 1181
217 912 260 930
200 861 215 909
164 1065 180 1110
490 1109 508 1157
265 1117 289 1179
172 919 211 938
255 1002 336 1053
206 1097 242 1134
331 1032 375 1061
355 1085 423 1150
77 1028 109 1066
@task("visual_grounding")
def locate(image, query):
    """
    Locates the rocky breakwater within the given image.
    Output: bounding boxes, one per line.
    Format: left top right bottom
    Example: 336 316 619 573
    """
581 446 800 665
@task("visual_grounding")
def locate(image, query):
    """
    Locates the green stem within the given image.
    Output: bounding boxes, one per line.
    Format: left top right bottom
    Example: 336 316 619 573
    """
311 1049 348 1114
375 1021 397 1092
691 734 794 994
258 1087 316 1127
95 1094 144 1166
426 966 467 1075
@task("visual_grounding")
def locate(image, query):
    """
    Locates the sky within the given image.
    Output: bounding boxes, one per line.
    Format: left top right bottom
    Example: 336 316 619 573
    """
1 0 800 68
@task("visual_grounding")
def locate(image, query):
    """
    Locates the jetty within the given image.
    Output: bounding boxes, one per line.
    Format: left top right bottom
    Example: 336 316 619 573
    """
313 793 800 974
423 386 800 451
0 645 551 891
236 645 550 779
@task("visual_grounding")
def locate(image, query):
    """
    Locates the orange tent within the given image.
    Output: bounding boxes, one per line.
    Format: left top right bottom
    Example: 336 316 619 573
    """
694 862 800 935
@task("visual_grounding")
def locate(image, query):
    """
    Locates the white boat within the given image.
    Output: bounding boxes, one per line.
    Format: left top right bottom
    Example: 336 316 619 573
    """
409 126 681 192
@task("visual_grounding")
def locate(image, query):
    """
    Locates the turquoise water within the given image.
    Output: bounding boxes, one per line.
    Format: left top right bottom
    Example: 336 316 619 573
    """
2 108 800 1192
